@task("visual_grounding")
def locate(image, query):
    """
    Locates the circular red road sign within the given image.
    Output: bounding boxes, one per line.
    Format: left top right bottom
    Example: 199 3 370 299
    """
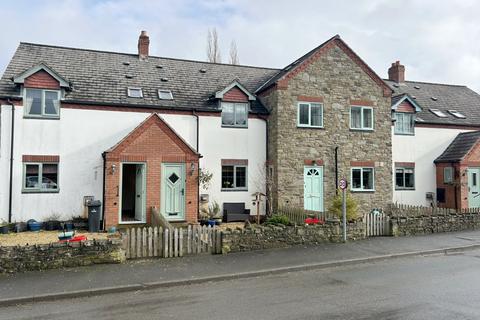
339 178 348 190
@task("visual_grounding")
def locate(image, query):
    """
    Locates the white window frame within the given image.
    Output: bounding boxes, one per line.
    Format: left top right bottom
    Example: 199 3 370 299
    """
350 106 374 131
127 87 143 98
23 88 61 119
444 167 454 184
221 165 248 191
158 89 173 100
448 110 466 119
221 102 249 128
394 112 415 135
350 167 375 192
297 102 324 128
429 108 448 118
22 162 59 193
395 167 415 190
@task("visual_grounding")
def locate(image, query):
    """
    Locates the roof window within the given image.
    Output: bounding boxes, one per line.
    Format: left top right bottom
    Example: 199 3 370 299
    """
158 90 173 100
127 87 143 98
429 108 447 118
415 116 425 122
448 110 466 119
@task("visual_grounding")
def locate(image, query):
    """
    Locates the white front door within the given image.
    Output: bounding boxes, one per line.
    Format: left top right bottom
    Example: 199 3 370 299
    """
304 166 324 212
161 163 186 220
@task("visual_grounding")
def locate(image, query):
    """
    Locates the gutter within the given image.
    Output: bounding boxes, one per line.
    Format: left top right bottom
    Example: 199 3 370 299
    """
7 99 15 223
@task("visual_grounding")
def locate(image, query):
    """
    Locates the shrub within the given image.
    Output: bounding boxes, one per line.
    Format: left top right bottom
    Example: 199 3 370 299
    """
328 190 359 221
265 215 291 226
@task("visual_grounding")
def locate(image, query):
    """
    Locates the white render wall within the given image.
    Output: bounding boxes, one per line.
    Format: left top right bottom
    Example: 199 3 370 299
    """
392 126 473 206
0 105 266 222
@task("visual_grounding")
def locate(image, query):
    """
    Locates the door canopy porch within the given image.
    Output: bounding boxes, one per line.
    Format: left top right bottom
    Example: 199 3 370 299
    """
103 114 200 228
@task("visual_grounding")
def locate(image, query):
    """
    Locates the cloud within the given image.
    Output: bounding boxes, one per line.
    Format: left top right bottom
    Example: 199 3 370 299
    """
0 0 479 90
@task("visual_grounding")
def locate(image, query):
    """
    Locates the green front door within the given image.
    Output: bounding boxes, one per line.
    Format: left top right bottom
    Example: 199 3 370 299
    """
161 163 186 220
304 166 323 212
468 168 480 208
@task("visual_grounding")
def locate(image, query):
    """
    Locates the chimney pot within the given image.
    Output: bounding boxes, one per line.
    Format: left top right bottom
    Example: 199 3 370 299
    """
138 30 150 59
388 60 405 83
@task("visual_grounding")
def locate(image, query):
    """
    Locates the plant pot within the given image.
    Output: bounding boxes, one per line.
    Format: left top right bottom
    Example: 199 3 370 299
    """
207 219 216 227
28 221 42 232
63 222 74 232
44 220 61 231
14 222 27 233
0 225 9 234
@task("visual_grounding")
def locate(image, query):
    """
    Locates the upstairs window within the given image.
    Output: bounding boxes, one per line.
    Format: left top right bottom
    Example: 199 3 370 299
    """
448 110 466 119
297 102 323 128
429 108 448 118
394 112 415 135
221 102 248 128
221 165 247 190
24 88 60 118
351 167 374 191
23 162 59 192
127 87 143 98
350 106 373 130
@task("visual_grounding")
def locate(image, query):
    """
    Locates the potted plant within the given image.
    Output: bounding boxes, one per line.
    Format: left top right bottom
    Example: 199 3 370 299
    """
0 219 9 234
207 201 221 226
14 221 27 233
43 213 61 231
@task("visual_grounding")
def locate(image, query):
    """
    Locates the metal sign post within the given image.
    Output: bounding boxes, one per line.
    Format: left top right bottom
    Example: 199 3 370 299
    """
339 178 348 243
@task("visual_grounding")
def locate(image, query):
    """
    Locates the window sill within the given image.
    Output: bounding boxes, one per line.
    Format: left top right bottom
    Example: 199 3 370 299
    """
394 132 415 136
22 189 60 194
350 189 375 193
395 188 416 191
221 188 248 192
221 125 248 129
349 128 374 132
297 125 324 129
23 116 60 120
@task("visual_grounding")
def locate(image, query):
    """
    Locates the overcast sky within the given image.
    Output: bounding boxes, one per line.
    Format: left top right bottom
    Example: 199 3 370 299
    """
1 0 480 90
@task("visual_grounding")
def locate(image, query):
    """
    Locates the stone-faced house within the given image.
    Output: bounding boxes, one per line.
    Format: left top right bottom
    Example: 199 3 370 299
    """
257 35 393 215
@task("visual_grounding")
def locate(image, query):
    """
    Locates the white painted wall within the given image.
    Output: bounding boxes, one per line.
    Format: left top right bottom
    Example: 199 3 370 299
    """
0 105 266 222
392 126 473 206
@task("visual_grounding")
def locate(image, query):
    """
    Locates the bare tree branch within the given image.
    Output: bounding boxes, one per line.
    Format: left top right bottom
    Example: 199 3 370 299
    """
206 28 221 63
229 40 239 65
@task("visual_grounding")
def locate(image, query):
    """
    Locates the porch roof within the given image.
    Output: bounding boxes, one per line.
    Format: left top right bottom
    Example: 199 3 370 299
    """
434 131 480 163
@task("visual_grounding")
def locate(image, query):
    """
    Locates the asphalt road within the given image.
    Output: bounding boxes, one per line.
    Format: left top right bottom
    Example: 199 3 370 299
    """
3 249 480 320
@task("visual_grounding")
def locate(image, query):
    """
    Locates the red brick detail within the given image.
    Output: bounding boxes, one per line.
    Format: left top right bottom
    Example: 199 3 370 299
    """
304 159 324 166
350 161 375 167
395 162 415 167
221 159 248 166
388 61 405 83
24 70 60 90
350 99 374 106
223 87 249 102
462 139 480 166
298 96 324 103
22 155 59 162
396 101 415 113
138 31 150 59
263 37 391 97
104 114 200 228
435 163 463 209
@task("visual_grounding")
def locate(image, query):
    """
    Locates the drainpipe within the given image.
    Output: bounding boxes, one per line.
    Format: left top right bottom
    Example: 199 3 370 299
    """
101 152 106 230
453 163 458 210
192 110 200 220
7 99 15 223
334 146 339 195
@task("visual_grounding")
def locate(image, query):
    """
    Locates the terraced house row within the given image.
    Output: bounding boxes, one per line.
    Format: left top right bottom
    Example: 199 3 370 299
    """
1 31 480 227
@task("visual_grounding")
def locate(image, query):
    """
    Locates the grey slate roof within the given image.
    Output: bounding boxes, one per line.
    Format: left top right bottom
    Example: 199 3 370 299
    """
0 43 280 114
385 79 480 126
434 131 480 163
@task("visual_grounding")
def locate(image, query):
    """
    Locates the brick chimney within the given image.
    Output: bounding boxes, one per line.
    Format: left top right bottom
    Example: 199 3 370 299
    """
138 30 150 59
388 61 405 83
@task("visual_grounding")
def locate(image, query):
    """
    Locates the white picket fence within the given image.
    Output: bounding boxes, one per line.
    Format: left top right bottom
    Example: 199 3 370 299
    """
364 210 391 237
124 225 222 259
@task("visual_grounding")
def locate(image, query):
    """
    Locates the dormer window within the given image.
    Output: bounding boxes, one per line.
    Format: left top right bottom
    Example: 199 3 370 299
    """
127 87 143 98
448 110 466 119
429 108 447 118
24 88 60 119
221 102 248 128
158 90 173 100
394 112 415 135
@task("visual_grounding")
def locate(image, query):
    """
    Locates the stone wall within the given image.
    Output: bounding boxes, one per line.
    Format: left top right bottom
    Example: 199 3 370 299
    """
261 39 392 216
391 212 480 237
221 220 365 253
0 239 125 273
